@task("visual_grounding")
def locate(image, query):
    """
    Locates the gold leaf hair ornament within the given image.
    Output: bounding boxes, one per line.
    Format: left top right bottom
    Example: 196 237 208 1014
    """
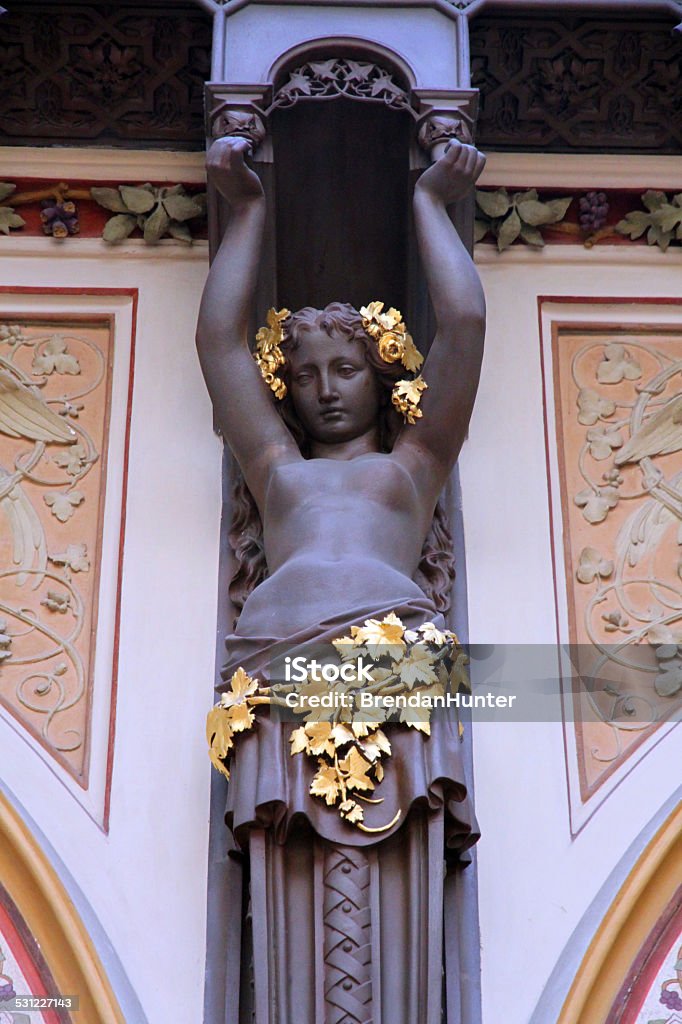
359 301 427 424
254 307 290 399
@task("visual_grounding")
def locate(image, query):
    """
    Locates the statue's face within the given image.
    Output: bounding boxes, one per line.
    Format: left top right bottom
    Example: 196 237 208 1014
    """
287 328 381 445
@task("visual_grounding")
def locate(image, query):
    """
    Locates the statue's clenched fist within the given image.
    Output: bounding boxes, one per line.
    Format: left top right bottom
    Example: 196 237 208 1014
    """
415 140 486 205
206 136 265 206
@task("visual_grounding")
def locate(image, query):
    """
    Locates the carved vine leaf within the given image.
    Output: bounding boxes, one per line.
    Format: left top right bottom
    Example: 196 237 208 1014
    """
0 618 13 663
475 187 573 251
586 425 623 460
647 626 682 697
0 182 26 235
49 543 90 573
43 490 84 522
41 589 71 614
32 335 81 376
52 442 87 476
577 387 616 425
596 343 642 384
602 609 630 632
0 324 25 344
616 190 682 251
576 546 614 584
574 486 620 524
91 183 206 245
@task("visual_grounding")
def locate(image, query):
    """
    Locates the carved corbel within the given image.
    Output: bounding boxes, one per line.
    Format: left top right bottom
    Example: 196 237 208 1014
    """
413 90 479 162
205 84 272 160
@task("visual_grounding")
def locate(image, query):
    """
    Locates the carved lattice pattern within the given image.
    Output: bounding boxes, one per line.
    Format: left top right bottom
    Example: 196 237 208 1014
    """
323 845 373 1024
0 2 211 148
471 13 682 153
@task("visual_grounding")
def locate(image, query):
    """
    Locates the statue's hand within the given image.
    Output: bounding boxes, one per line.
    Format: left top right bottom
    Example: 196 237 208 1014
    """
207 136 265 206
415 140 486 205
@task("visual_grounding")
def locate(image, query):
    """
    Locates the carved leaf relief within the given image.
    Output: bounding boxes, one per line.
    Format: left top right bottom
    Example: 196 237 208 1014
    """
0 316 114 783
552 324 682 798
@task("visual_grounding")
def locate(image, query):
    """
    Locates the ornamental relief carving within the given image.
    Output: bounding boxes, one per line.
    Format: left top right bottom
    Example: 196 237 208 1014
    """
471 13 682 153
0 316 114 784
551 323 682 800
0 3 211 147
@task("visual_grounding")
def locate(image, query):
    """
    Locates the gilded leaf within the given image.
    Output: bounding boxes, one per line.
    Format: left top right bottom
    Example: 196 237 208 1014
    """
206 706 233 759
304 721 336 757
353 612 406 660
396 646 438 688
339 747 374 792
0 183 17 202
310 763 341 805
290 725 308 755
339 799 364 824
221 666 258 707
330 722 355 748
226 702 255 732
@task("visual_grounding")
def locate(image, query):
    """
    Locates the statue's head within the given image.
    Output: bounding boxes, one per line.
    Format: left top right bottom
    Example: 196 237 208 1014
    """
277 303 403 452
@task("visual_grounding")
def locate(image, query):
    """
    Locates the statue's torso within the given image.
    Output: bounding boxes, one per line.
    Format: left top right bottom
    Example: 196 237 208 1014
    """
235 453 435 636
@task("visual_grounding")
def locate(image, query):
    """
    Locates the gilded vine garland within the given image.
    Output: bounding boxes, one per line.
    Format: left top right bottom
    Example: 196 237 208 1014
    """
207 614 469 832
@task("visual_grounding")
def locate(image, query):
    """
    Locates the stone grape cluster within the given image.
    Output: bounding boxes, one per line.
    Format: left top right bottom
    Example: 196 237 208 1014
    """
579 191 609 233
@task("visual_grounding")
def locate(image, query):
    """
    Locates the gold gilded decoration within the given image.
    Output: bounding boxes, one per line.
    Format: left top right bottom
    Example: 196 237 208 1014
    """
359 301 424 375
254 307 290 399
254 302 427 423
206 615 468 832
392 376 428 424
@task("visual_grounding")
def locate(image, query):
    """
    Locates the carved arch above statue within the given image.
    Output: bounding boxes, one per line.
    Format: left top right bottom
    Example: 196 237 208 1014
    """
206 36 477 159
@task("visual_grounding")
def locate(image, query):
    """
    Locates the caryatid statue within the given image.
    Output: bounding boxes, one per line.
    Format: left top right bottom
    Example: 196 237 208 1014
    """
198 132 486 1023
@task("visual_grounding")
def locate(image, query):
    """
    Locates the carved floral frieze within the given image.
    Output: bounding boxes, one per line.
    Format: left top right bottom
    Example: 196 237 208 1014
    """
0 316 115 783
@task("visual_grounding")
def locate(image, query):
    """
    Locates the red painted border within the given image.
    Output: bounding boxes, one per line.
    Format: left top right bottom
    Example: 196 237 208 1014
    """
0 286 138 834
0 892 63 1024
537 295 682 836
609 886 682 1024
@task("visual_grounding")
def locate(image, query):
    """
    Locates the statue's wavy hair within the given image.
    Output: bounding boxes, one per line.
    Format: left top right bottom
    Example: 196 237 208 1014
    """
229 302 455 617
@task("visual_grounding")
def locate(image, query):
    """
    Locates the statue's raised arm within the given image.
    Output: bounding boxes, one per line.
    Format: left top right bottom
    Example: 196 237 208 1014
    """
393 141 486 498
195 137 299 509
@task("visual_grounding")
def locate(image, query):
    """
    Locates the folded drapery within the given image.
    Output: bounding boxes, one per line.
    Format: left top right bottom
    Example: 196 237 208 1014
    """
220 597 479 853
